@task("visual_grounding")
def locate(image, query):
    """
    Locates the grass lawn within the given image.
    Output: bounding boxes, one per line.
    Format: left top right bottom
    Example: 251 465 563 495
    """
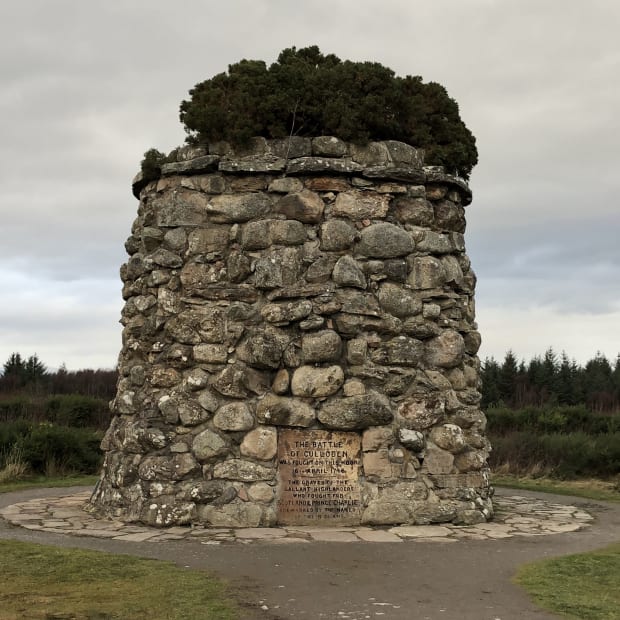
0 474 98 494
516 542 620 620
492 474 620 503
0 539 240 620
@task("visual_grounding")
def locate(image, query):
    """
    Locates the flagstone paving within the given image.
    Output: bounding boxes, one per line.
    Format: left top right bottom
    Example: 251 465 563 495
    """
0 492 594 544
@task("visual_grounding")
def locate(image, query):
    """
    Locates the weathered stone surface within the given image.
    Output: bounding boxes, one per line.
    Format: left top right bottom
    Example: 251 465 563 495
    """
236 327 289 369
430 424 467 453
291 365 344 397
153 190 209 227
320 219 357 251
211 363 270 398
398 397 446 430
268 177 303 193
332 256 367 289
362 427 393 451
213 459 274 481
408 256 446 289
370 336 424 366
213 402 255 431
240 426 277 460
187 226 229 255
377 283 422 317
198 502 262 527
312 135 348 156
256 393 315 427
193 343 228 364
398 428 425 452
424 443 455 474
391 196 435 226
425 330 465 368
193 430 228 461
332 191 389 220
206 193 272 223
274 190 324 223
287 157 363 175
318 391 393 430
260 300 313 323
301 330 342 362
357 223 414 258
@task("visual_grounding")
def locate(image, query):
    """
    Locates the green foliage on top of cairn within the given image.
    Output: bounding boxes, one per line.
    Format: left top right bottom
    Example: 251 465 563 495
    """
177 46 478 178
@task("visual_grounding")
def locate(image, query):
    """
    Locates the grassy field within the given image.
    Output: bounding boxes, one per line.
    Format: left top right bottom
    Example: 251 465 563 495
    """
516 542 620 620
492 474 620 502
0 474 98 494
0 539 240 620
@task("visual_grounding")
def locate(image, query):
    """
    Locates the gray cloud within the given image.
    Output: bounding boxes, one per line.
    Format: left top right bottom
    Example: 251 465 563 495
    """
1 0 619 368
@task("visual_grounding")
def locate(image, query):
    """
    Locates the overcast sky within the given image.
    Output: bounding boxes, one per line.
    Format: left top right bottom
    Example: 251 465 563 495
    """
1 0 619 371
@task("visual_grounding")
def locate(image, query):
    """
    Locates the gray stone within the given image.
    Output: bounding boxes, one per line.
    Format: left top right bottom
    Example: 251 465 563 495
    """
146 248 183 269
320 219 357 251
206 193 272 223
370 336 424 366
274 190 324 223
291 365 345 397
408 256 446 289
268 177 303 193
256 393 315 427
240 426 277 460
193 344 228 364
332 191 389 220
362 501 411 526
184 368 210 390
193 430 228 461
398 397 446 430
213 459 274 481
270 220 306 245
236 327 289 369
302 330 342 362
398 428 426 452
286 157 363 175
312 136 348 156
305 255 338 283
430 424 467 453
391 196 435 226
187 226 229 254
332 255 367 289
318 390 393 430
211 363 270 398
357 223 414 258
260 300 313 324
153 190 209 227
424 443 455 474
425 330 465 368
377 283 422 318
198 502 262 528
213 402 255 431
417 231 453 254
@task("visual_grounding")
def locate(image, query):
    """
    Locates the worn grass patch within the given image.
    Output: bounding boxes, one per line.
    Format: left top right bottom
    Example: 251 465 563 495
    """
0 474 98 494
492 474 620 503
516 542 620 620
0 539 239 619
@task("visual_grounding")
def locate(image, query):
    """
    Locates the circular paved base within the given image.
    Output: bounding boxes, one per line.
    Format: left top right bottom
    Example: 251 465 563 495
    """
0 492 594 544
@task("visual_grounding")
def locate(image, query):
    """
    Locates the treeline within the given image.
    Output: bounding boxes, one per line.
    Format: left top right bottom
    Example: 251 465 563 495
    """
481 349 620 413
0 353 117 400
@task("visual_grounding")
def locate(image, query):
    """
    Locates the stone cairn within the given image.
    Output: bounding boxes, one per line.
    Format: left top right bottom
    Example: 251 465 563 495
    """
89 136 493 528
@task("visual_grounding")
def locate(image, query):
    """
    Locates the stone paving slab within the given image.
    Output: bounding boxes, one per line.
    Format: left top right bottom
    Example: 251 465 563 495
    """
0 491 594 545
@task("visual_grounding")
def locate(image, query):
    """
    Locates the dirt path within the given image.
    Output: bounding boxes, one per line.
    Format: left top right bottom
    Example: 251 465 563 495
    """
1 487 618 619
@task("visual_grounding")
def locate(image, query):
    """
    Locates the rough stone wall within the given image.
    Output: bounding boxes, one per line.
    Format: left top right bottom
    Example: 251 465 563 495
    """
89 136 493 528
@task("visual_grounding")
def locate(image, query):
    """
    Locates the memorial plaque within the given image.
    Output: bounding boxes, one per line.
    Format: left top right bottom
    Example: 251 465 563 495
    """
277 429 362 525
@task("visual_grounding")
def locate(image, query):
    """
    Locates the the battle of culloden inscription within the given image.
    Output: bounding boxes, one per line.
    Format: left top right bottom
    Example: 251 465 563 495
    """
277 429 362 525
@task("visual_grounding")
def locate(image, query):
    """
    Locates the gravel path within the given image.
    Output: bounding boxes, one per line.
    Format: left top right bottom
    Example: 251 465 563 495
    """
1 486 618 619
